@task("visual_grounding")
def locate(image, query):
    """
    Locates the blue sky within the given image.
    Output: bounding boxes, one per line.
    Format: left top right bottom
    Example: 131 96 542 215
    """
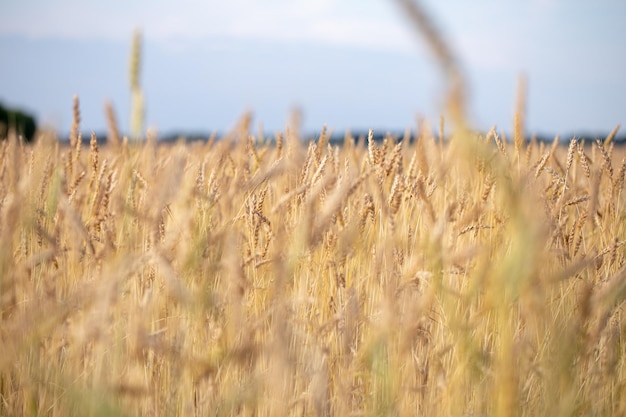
0 0 625 137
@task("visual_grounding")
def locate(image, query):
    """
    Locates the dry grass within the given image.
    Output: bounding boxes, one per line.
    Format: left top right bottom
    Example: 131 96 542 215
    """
1 111 625 416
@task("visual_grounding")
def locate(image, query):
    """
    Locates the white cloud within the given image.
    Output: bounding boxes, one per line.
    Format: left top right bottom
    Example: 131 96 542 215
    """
0 0 416 53
3 0 620 80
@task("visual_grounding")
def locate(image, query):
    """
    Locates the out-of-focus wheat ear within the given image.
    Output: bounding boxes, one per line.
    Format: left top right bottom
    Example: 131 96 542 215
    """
121 135 129 155
234 110 253 143
63 151 73 192
549 135 560 159
104 101 121 148
146 128 157 149
533 152 550 179
90 159 108 218
484 126 496 145
565 138 577 178
310 154 328 186
438 114 444 148
605 124 620 146
37 153 53 209
406 151 418 182
613 159 625 196
388 173 405 215
595 139 614 180
494 131 507 156
204 131 216 152
393 0 467 130
416 175 436 222
316 124 328 164
0 141 6 186
35 165 52 247
129 29 144 140
415 126 429 176
588 168 601 229
89 132 99 172
129 88 144 139
275 132 283 160
194 161 206 199
525 133 537 167
564 194 590 209
129 30 141 92
599 319 621 377
481 173 495 202
572 223 584 258
132 168 148 191
590 138 597 166
567 214 579 254
299 141 315 185
65 95 82 182
537 138 545 158
246 134 260 170
326 143 336 176
73 130 82 167
359 193 375 232
88 132 99 190
513 74 527 158
607 237 620 269
27 147 35 178
69 95 81 148
256 186 268 216
367 129 377 167
385 141 403 177
608 159 625 219
67 170 85 203
578 143 591 180
100 170 114 225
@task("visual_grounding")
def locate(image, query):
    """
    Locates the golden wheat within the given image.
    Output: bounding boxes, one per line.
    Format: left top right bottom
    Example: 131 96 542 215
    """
1 3 625 415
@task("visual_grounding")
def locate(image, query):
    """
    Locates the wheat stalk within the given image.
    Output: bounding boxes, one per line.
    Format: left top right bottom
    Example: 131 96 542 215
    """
129 29 144 140
513 75 527 158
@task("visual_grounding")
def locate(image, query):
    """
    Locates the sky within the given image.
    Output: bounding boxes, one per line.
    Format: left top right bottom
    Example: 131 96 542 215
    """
0 0 625 138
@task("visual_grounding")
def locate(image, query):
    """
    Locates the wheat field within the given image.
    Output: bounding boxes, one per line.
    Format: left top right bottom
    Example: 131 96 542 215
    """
1 99 625 416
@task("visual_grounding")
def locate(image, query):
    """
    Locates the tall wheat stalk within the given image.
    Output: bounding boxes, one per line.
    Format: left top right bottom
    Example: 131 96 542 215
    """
129 28 144 141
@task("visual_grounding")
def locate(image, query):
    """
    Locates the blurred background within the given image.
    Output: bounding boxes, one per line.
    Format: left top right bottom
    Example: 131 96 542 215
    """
0 0 625 139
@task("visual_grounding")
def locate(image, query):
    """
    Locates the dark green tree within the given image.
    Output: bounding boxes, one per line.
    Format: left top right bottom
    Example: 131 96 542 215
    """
0 102 37 142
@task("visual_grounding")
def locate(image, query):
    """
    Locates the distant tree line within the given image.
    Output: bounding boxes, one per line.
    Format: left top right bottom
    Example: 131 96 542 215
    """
0 102 37 142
